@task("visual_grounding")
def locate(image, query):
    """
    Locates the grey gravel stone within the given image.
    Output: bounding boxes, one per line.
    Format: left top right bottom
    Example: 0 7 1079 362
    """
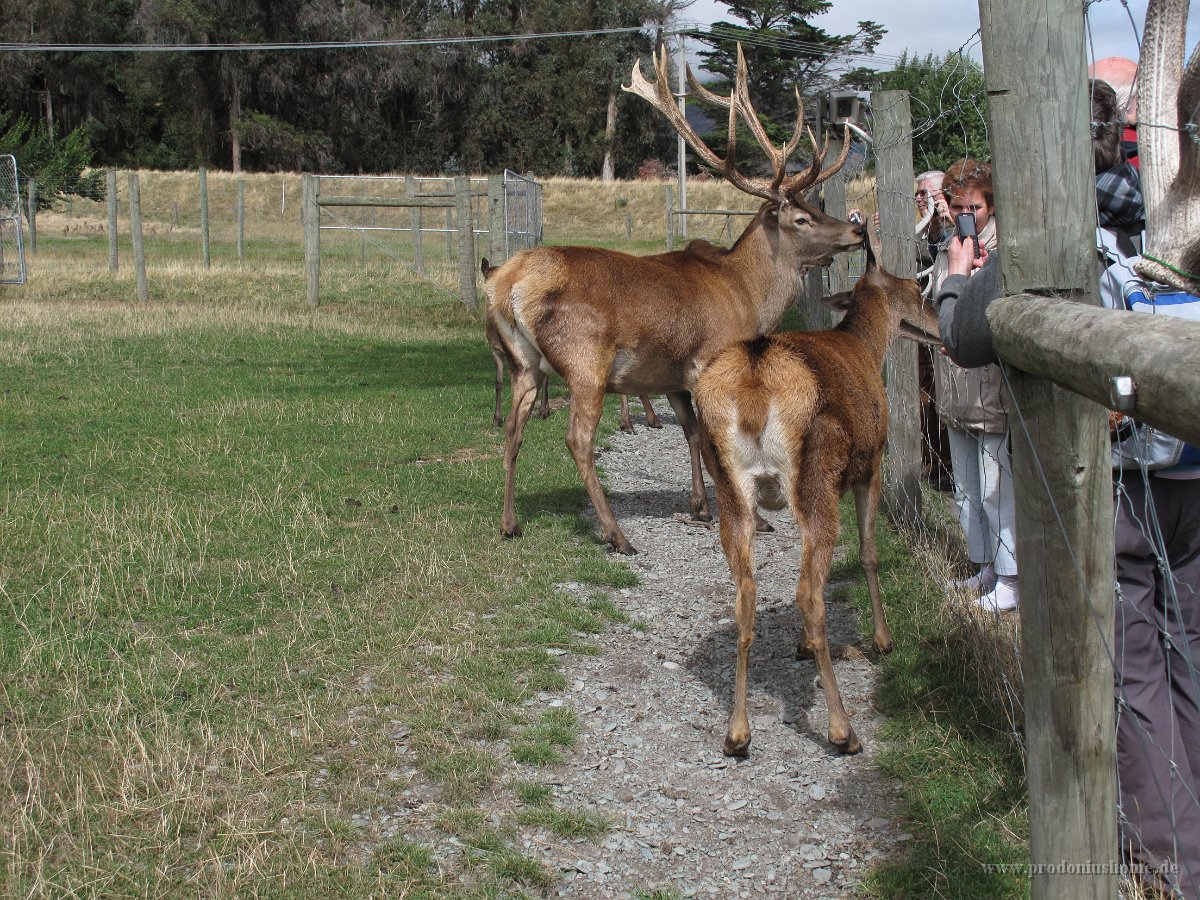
353 400 908 898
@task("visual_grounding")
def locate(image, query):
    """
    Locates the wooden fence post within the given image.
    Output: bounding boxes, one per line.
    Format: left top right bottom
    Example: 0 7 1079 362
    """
488 173 506 264
26 178 36 255
236 179 245 261
406 176 425 275
199 167 211 269
874 90 923 524
106 169 118 272
454 175 478 309
822 145 850 296
665 184 674 251
128 173 148 302
303 173 320 307
979 2 1117 897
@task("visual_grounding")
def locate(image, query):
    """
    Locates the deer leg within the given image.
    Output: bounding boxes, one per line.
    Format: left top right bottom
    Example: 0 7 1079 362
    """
619 395 634 433
640 395 662 428
793 486 861 754
853 462 892 655
566 382 636 555
716 489 758 757
666 391 712 522
491 348 506 428
536 374 550 419
501 366 542 540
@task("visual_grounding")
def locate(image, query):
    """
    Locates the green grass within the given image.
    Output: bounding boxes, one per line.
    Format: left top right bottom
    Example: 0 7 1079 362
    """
0 243 635 896
832 498 1031 899
5 172 1031 897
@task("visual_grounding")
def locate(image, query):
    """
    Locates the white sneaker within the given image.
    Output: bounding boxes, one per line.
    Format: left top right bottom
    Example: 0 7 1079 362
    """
978 576 1019 612
952 565 996 595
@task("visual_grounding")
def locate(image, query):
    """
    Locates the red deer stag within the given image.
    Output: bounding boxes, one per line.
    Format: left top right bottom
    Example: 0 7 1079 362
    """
485 45 863 554
694 234 939 756
486 262 660 432
1136 0 1200 294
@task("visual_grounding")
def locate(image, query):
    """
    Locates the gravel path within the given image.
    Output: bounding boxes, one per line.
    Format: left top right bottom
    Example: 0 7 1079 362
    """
511 400 909 898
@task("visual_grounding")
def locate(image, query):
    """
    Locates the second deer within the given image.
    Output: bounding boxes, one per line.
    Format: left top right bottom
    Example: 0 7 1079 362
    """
694 236 939 756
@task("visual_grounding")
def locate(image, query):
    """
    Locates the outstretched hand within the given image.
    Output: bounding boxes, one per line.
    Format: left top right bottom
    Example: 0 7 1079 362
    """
945 235 988 277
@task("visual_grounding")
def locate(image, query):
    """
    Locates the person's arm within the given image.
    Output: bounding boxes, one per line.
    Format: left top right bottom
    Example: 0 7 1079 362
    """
935 239 1001 367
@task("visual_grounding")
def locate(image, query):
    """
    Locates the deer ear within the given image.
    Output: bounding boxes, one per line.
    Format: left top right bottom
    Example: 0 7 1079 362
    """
819 290 853 312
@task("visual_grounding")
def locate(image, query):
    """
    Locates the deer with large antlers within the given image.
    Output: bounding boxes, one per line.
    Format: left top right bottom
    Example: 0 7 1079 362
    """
694 233 940 756
485 45 862 554
1136 0 1200 293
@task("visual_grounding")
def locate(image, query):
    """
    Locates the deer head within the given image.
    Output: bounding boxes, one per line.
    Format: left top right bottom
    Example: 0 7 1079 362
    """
1134 0 1200 292
623 43 862 266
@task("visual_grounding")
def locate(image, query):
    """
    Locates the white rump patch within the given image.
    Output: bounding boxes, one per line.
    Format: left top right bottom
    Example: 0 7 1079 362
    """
727 406 792 512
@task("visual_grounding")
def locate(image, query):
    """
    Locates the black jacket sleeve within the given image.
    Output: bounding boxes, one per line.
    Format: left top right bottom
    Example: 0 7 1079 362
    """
935 254 1002 368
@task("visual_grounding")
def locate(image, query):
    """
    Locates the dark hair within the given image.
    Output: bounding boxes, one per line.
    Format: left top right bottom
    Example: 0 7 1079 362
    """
942 159 993 209
1090 79 1123 173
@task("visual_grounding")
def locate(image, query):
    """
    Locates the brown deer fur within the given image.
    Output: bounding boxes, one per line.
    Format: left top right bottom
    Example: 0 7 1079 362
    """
694 244 939 755
484 45 862 555
486 207 863 554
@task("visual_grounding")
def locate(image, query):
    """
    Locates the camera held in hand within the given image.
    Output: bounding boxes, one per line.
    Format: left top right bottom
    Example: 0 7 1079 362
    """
955 212 980 258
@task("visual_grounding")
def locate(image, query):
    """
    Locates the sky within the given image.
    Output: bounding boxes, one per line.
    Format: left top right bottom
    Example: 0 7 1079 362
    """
673 0 1200 71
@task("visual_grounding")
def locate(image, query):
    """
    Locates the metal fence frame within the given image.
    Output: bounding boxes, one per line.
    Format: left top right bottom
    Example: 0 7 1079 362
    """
1 154 27 285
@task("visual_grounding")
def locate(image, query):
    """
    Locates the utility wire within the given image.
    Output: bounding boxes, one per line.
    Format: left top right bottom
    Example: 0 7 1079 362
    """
0 24 652 53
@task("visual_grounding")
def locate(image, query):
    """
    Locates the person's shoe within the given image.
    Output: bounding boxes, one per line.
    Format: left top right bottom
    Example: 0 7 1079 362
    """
978 575 1019 612
952 564 996 595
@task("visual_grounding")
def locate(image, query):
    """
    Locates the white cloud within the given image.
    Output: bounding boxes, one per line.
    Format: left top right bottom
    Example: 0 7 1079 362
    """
675 0 1199 69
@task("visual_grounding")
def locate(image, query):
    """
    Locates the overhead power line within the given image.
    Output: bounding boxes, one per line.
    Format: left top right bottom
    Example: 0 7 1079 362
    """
0 24 652 53
1 21 909 68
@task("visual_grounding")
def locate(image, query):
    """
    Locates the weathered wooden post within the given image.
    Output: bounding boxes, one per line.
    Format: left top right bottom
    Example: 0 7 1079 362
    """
128 173 148 302
406 175 424 275
979 1 1117 897
875 90 923 524
823 140 851 296
303 173 320 307
199 167 211 269
454 175 477 309
665 184 674 251
106 169 119 272
236 178 245 261
487 173 506 265
26 178 36 255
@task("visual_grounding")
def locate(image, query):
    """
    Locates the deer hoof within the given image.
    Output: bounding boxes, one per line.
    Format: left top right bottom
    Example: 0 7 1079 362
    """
830 729 862 755
723 733 751 758
874 635 894 655
607 536 638 555
502 524 523 540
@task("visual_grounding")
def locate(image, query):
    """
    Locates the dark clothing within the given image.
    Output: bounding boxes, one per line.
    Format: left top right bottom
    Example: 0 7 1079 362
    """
1113 474 1200 898
934 253 1001 368
1096 161 1143 231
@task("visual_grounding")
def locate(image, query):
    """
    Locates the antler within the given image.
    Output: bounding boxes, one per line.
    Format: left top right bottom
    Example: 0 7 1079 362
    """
1134 0 1200 292
623 43 851 204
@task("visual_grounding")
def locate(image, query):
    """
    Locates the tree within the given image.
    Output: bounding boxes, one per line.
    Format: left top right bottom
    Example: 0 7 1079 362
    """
0 110 101 213
842 51 989 172
689 1 883 173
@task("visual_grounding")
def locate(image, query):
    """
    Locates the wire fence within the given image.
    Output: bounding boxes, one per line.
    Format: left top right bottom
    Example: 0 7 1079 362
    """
0 154 26 284
4 2 1197 891
6 168 543 304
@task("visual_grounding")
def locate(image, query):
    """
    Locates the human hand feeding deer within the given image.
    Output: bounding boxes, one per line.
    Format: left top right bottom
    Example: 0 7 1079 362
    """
483 44 863 554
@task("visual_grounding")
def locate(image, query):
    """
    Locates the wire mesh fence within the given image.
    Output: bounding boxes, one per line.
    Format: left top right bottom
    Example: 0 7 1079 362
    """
0 154 26 284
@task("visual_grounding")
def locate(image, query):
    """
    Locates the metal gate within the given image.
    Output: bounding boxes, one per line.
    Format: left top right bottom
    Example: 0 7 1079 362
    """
502 170 543 256
1 154 26 284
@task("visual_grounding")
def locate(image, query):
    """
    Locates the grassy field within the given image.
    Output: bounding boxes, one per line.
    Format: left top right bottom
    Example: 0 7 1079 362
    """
3 173 1029 898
